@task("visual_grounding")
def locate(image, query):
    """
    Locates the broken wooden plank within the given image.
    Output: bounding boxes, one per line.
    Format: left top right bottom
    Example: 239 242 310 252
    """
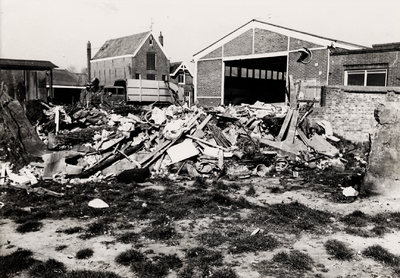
186 135 230 151
276 108 293 142
285 109 299 144
76 142 144 178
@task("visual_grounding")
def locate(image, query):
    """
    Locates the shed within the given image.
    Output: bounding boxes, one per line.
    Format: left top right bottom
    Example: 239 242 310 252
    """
192 19 366 107
47 69 87 105
0 58 58 103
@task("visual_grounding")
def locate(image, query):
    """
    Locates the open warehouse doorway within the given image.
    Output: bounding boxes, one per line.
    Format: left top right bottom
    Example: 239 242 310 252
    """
223 55 287 105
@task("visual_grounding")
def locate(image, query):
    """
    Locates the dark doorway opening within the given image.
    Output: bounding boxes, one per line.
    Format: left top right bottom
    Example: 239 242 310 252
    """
224 56 287 105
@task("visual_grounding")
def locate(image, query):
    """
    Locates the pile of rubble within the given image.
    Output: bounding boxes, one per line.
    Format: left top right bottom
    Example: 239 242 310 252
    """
0 96 368 197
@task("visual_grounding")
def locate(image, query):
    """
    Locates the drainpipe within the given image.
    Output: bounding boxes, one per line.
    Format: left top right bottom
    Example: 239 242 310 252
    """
87 41 91 82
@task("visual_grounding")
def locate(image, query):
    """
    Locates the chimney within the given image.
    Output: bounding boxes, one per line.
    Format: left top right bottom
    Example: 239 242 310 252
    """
87 41 91 81
159 32 164 46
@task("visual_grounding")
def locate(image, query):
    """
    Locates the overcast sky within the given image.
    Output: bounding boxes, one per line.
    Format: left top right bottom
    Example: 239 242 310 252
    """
1 0 399 72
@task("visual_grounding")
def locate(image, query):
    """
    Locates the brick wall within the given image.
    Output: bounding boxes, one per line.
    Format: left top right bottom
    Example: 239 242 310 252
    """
200 47 223 60
197 98 221 107
329 50 400 86
224 29 253 57
196 59 222 98
254 28 287 54
311 86 400 142
289 37 323 51
288 49 329 85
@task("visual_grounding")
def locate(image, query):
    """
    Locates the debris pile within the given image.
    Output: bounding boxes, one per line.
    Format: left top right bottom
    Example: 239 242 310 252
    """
1 96 369 198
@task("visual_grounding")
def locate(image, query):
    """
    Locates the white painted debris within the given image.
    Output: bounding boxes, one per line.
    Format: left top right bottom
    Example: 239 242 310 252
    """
88 198 109 208
150 107 166 125
167 139 199 164
342 187 359 197
19 168 38 185
251 228 260 236
252 164 273 177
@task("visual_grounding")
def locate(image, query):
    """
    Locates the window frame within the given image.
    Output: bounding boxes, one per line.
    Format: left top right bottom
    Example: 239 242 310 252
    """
344 69 387 86
146 53 156 70
178 72 185 84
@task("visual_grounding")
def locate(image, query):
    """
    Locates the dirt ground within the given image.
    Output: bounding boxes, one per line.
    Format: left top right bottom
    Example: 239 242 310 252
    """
1 176 400 278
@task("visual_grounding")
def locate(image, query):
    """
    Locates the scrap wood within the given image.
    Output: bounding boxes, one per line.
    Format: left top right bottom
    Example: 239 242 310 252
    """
192 114 212 137
140 112 201 168
297 129 339 157
276 108 294 142
186 135 230 151
207 123 232 148
76 141 144 178
3 182 64 197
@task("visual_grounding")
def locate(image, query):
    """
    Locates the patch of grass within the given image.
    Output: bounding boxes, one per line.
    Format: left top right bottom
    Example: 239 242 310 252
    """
131 261 169 278
16 220 43 233
66 269 123 278
129 253 183 278
1 207 31 220
212 179 229 190
185 247 223 268
229 232 279 254
341 210 369 227
371 225 388 236
211 267 239 278
197 230 228 247
29 258 67 278
193 177 208 189
115 249 146 266
151 214 171 226
76 248 94 259
255 250 314 277
0 249 37 277
55 245 68 251
143 225 178 241
252 201 333 234
344 227 373 237
362 245 400 267
324 239 354 261
245 185 256 196
371 211 400 230
60 226 83 234
153 253 183 270
116 231 139 244
14 210 48 224
79 218 113 239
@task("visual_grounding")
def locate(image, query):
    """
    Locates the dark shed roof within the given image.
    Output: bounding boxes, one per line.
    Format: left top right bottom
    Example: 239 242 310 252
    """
0 58 58 70
51 69 86 86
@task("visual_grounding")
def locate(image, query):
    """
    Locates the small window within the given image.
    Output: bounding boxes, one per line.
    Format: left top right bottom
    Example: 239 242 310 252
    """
178 73 185 84
147 53 156 70
231 67 238 77
254 69 260 79
241 68 247 78
278 72 283 80
162 75 167 82
147 74 156 80
272 71 278 80
248 69 253 78
266 70 272 79
225 66 231 76
135 73 141 79
260 70 266 79
345 69 387 86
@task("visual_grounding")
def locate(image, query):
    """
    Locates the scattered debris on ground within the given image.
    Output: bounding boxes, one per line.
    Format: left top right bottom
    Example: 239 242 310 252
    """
1 92 369 201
